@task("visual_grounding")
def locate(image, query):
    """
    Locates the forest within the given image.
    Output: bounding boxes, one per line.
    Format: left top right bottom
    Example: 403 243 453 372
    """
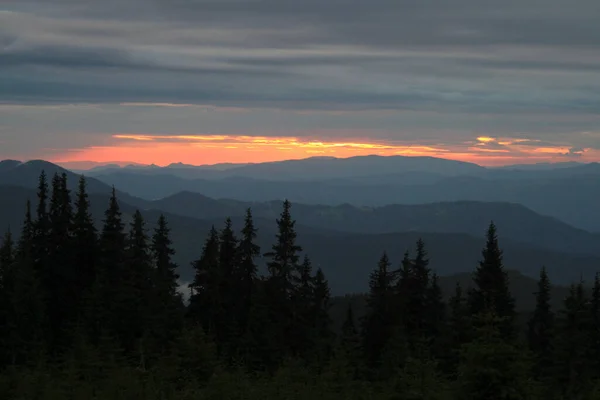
0 171 599 400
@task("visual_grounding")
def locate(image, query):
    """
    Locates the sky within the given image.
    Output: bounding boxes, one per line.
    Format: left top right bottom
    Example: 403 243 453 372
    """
1 0 600 167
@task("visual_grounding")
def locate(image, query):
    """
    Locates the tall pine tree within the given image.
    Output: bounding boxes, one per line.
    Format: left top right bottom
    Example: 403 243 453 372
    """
32 171 50 297
553 281 593 398
0 229 13 284
527 266 554 381
312 267 333 365
93 187 127 343
442 282 469 377
216 217 238 357
46 172 74 353
149 214 183 350
424 272 446 359
262 199 303 365
8 201 45 365
590 273 600 377
264 199 302 289
120 210 153 359
361 252 395 377
290 255 315 360
72 176 98 317
234 208 260 339
189 226 221 334
0 229 14 366
468 222 515 338
404 239 432 352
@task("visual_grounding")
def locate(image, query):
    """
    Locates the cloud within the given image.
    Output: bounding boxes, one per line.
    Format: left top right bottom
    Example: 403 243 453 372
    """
562 147 586 157
1 1 600 114
1 0 600 163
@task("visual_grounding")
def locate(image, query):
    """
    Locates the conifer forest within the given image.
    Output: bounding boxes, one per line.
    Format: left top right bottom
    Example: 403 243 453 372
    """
2 171 600 400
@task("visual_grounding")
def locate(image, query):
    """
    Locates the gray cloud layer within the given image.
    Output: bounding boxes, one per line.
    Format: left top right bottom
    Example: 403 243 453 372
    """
1 0 600 159
2 0 600 112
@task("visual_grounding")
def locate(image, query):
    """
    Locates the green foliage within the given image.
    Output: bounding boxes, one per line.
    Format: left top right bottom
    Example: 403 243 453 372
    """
0 229 14 364
468 221 516 338
234 207 260 335
455 313 538 400
189 225 220 333
95 187 127 343
118 209 153 356
46 172 74 352
7 201 45 365
391 357 451 400
528 266 554 381
2 172 600 399
362 252 396 376
441 282 469 377
261 199 304 368
72 175 98 318
589 273 600 377
148 214 184 353
552 281 595 398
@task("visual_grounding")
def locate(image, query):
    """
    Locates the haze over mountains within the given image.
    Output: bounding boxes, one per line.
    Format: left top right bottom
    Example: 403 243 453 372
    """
61 155 600 232
1 155 600 297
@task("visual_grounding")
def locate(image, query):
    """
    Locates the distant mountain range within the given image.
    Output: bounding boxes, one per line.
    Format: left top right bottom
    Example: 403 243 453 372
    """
78 155 486 180
71 161 253 177
62 156 589 176
2 183 598 294
144 192 600 257
1 158 600 294
84 159 600 231
493 161 585 170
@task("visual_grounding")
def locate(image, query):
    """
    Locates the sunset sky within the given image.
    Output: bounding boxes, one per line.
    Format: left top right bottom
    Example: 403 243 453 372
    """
1 0 600 167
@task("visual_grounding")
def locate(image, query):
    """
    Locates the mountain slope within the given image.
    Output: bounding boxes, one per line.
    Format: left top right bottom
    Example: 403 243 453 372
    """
2 185 599 295
0 160 148 208
494 161 585 171
145 193 600 257
90 171 600 231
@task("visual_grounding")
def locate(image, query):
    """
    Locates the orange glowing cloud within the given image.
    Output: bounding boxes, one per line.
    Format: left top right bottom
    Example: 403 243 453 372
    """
52 134 456 166
49 133 596 167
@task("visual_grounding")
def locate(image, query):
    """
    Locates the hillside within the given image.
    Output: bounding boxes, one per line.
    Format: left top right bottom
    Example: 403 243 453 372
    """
10 160 599 257
0 160 147 208
2 184 600 295
90 171 600 231
147 193 600 257
17 156 596 232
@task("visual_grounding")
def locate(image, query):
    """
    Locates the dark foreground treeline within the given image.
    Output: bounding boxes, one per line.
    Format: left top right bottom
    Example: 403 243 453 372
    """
0 172 600 399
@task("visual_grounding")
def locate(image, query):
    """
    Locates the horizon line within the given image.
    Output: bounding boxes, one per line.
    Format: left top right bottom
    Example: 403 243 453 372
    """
2 154 591 171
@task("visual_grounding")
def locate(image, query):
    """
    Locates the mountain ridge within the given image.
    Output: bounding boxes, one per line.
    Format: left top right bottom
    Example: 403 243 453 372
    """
2 183 600 295
0 159 148 208
2 159 599 255
86 170 600 231
145 192 600 257
81 154 487 180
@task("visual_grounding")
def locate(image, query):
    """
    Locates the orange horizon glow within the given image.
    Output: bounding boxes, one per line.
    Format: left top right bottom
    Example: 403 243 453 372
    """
47 133 597 168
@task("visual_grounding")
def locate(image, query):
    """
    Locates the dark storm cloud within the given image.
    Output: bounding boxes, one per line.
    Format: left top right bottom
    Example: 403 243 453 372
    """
1 45 135 69
14 0 598 48
0 44 292 76
1 0 600 114
39 0 598 45
562 147 586 157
